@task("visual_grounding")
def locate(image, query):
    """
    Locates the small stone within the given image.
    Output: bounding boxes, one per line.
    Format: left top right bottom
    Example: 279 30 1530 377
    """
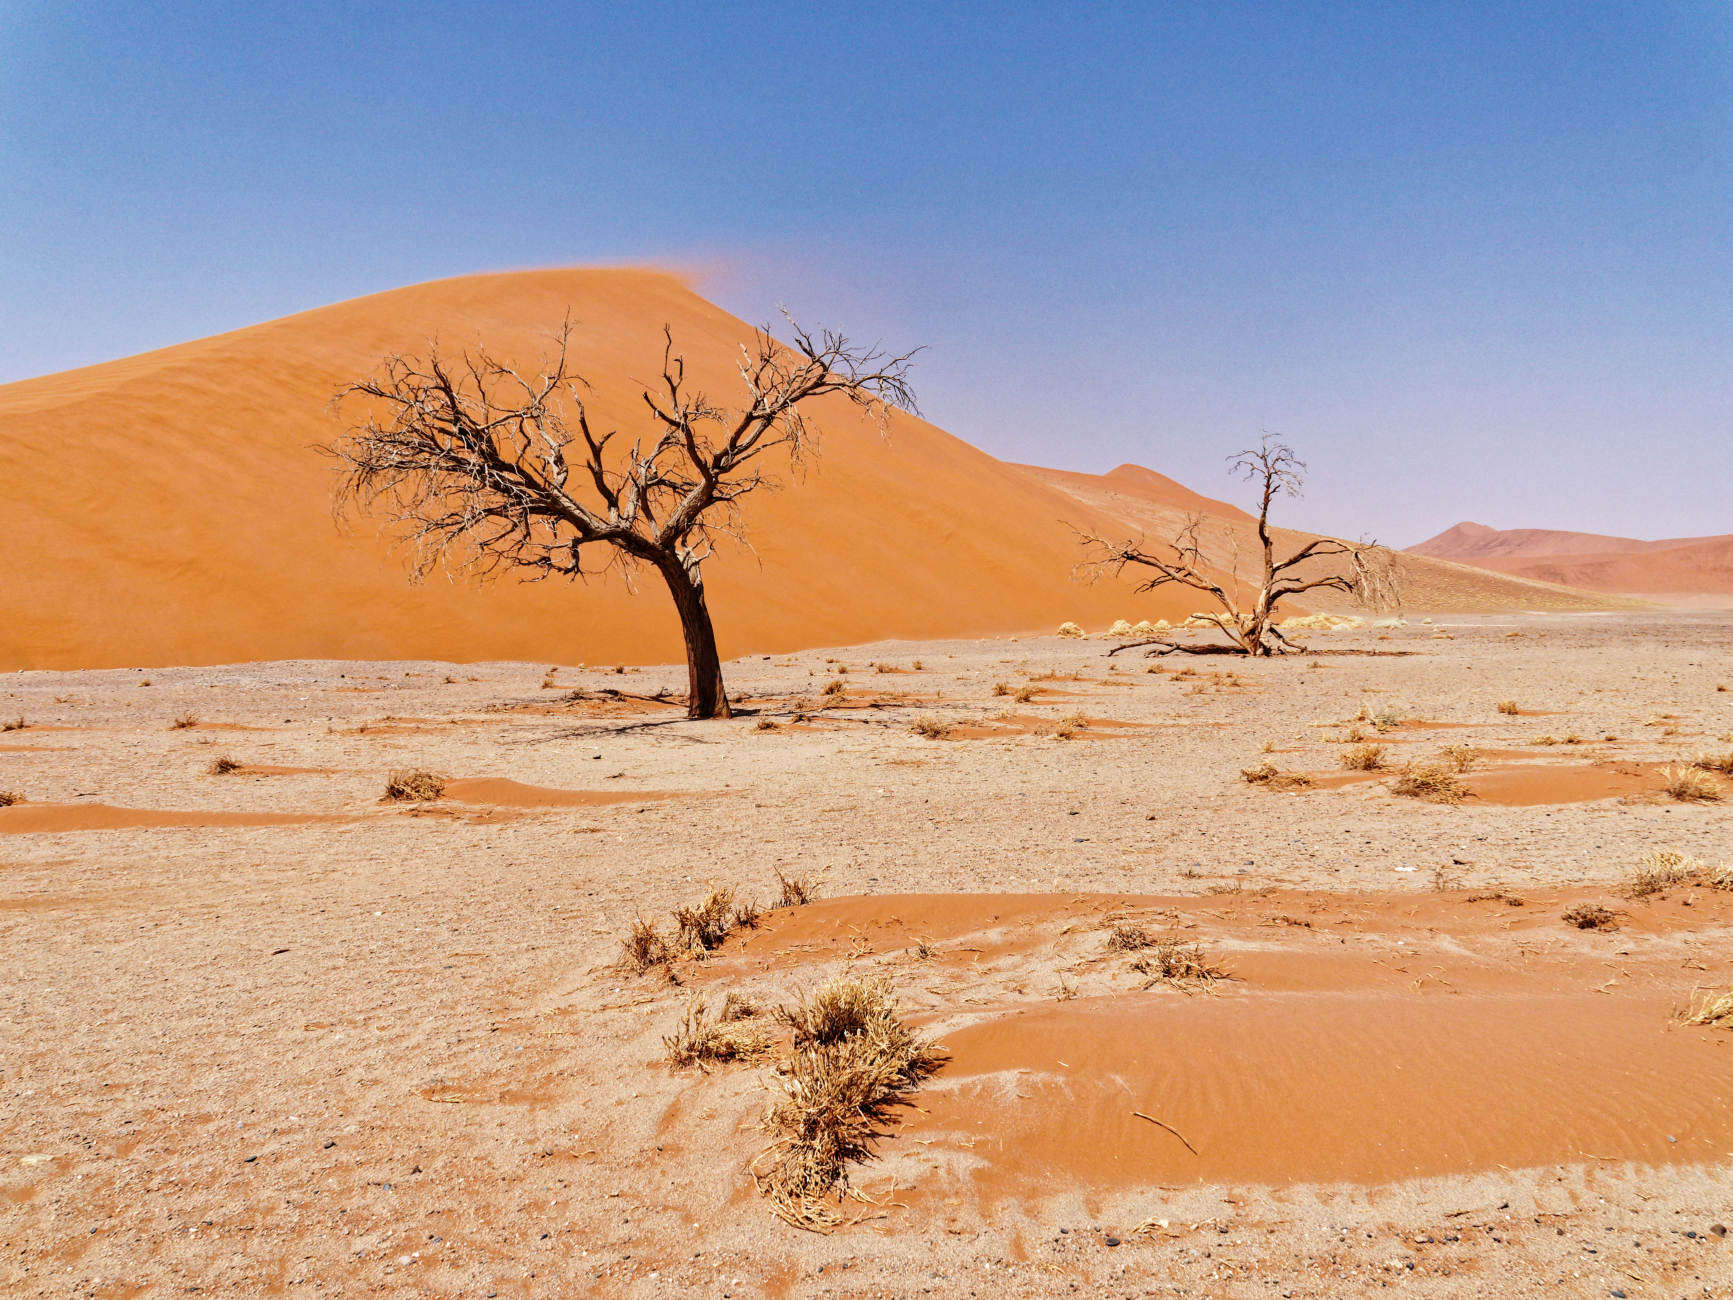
1104 1236 1120 1247
1710 1223 1727 1237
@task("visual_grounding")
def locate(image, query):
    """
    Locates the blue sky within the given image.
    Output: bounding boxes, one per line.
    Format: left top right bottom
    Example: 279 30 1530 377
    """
3 2 1728 543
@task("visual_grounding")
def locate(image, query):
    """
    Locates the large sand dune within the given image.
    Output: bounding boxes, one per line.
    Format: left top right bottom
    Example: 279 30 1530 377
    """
1411 521 1733 599
0 269 1630 672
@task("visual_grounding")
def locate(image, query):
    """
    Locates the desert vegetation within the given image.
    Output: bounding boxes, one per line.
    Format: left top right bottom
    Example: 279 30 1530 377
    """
208 755 242 775
384 768 447 801
1339 742 1386 771
664 994 770 1069
1391 763 1465 804
1562 903 1618 931
1661 765 1723 803
0 789 22 807
326 318 916 719
1240 761 1313 790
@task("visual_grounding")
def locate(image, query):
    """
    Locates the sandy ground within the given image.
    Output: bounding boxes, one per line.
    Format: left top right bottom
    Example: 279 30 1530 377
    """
2 613 1731 1297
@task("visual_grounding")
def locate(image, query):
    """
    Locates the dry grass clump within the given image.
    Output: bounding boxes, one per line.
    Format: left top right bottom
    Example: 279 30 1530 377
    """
208 755 242 775
171 712 200 730
753 717 780 732
774 868 819 908
1105 922 1156 952
1240 761 1313 791
821 678 845 697
621 918 673 974
1626 849 1705 898
1 717 26 732
0 790 22 808
1496 699 1520 715
1013 684 1037 703
1682 989 1733 1029
1370 706 1403 733
1689 749 1733 776
1708 862 1733 891
1661 765 1723 803
1439 743 1478 773
1339 743 1386 771
910 716 952 739
664 995 771 1069
992 681 1013 696
384 768 447 801
1562 903 1618 931
674 885 758 955
1049 711 1088 741
1391 763 1465 804
755 977 944 1226
1131 937 1228 988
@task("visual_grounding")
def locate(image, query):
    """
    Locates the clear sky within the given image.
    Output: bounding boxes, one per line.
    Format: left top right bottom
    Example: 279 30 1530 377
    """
3 1 1728 544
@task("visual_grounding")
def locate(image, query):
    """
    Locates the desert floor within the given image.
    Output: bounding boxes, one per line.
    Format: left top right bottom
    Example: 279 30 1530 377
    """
2 612 1731 1298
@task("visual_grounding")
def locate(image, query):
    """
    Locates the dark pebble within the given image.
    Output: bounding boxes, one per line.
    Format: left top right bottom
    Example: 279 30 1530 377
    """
1105 1236 1120 1247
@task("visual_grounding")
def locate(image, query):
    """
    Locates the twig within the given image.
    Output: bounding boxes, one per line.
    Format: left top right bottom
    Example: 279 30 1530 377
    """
1133 1110 1199 1156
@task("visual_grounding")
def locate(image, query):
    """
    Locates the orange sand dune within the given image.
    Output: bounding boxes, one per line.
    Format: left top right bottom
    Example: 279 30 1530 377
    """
0 269 1190 671
1410 522 1733 598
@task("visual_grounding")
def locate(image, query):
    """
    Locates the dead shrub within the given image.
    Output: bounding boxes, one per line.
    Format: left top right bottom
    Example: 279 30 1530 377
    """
1240 761 1312 791
1 717 25 732
1496 700 1520 715
821 679 845 697
755 977 944 1226
774 869 818 908
621 918 672 974
1626 849 1704 898
753 717 780 732
0 790 22 808
171 712 200 730
1391 764 1465 804
910 716 952 739
1339 743 1386 771
1662 765 1723 803
384 769 447 801
1013 685 1037 703
1562 903 1618 931
1132 937 1228 988
992 681 1013 697
665 996 770 1069
208 755 242 775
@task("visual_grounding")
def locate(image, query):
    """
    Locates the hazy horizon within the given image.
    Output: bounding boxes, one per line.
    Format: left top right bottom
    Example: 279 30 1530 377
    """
3 2 1728 544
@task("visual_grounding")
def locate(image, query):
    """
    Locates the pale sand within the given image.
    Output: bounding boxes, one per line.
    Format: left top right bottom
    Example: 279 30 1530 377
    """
1 612 1730 1296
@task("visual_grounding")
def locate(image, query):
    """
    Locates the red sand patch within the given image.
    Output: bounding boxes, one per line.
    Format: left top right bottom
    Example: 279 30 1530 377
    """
947 714 1153 740
1463 760 1687 805
441 778 682 808
723 891 1733 1197
0 804 346 834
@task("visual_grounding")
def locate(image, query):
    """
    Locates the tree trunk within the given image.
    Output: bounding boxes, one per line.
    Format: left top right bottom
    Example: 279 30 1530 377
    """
658 562 731 720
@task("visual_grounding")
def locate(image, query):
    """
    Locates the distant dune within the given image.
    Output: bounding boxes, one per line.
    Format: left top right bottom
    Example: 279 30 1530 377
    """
0 269 1633 671
1411 522 1733 600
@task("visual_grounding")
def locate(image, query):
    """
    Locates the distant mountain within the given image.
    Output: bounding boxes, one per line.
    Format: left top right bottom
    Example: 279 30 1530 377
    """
1409 523 1733 598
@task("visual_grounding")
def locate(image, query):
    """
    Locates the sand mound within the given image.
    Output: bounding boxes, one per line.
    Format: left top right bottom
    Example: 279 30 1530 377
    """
0 269 1194 671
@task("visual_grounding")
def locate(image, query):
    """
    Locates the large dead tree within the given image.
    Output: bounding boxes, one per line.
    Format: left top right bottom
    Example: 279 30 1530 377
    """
1079 438 1398 656
325 318 917 718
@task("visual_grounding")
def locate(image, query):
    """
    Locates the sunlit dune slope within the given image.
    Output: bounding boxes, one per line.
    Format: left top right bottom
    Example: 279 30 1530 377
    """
0 269 1191 670
1411 522 1733 599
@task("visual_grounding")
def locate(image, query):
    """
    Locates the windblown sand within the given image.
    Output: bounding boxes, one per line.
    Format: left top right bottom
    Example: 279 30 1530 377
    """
2 614 1730 1297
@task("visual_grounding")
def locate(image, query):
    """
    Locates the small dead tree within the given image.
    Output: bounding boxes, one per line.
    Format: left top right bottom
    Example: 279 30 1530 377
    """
325 317 917 718
1079 438 1398 656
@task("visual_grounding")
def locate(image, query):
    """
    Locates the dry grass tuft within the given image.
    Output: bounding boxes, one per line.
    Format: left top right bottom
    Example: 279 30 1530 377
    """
0 790 22 808
753 717 780 732
910 716 953 739
673 886 754 955
384 769 447 801
755 978 945 1226
1682 989 1733 1028
664 996 771 1069
1562 903 1618 931
1626 849 1705 898
208 755 242 775
1689 749 1733 776
1439 743 1478 773
1240 761 1313 791
1339 743 1386 771
1131 937 1228 988
1391 764 1465 804
821 678 845 697
1 717 26 732
1013 685 1038 703
1661 765 1723 803
1105 922 1155 952
621 918 672 974
1496 699 1520 715
171 712 200 730
992 681 1013 696
774 868 818 908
